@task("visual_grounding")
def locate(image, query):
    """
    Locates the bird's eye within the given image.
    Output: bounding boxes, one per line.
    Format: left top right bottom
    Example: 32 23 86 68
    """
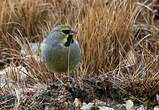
62 30 70 34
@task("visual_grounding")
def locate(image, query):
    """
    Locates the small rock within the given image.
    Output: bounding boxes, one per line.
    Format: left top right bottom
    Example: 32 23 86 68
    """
99 106 114 110
125 100 134 110
80 102 96 110
156 94 159 104
80 100 110 110
74 98 82 108
154 105 159 110
136 105 145 110
93 99 107 106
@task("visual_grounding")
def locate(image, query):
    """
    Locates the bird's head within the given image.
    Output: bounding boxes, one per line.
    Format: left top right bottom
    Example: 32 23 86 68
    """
52 25 77 47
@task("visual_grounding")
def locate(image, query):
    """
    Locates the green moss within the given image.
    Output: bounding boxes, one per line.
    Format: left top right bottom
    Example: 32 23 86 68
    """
113 78 159 106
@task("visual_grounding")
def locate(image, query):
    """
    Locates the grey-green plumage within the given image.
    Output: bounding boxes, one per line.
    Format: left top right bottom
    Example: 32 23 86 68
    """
41 25 80 73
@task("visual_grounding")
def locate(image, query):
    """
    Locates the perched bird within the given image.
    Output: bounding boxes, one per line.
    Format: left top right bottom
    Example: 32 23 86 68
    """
40 25 80 76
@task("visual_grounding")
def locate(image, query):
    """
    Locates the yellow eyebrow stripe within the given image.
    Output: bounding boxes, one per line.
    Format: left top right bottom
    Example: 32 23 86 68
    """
59 27 71 31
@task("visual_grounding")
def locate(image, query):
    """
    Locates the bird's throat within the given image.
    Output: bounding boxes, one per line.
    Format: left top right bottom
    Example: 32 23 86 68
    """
64 35 74 47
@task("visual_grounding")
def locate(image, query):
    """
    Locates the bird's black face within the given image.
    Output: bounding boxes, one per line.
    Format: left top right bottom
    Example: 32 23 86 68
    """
62 30 70 34
64 35 74 47
62 30 77 47
62 30 77 35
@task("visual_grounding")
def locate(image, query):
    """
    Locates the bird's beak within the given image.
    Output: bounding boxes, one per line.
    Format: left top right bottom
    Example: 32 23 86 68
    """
69 30 77 35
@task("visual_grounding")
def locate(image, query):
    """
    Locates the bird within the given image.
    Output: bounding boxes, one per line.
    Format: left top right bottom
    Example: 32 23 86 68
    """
40 25 80 80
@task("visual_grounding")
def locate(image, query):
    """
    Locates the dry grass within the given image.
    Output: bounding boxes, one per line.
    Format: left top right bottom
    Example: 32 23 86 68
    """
0 0 159 107
78 0 136 74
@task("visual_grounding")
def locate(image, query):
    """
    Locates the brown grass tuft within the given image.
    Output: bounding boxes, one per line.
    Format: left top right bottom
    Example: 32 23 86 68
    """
78 0 137 74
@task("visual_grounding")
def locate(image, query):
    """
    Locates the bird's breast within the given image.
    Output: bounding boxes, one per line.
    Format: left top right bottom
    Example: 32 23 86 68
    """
41 40 80 73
